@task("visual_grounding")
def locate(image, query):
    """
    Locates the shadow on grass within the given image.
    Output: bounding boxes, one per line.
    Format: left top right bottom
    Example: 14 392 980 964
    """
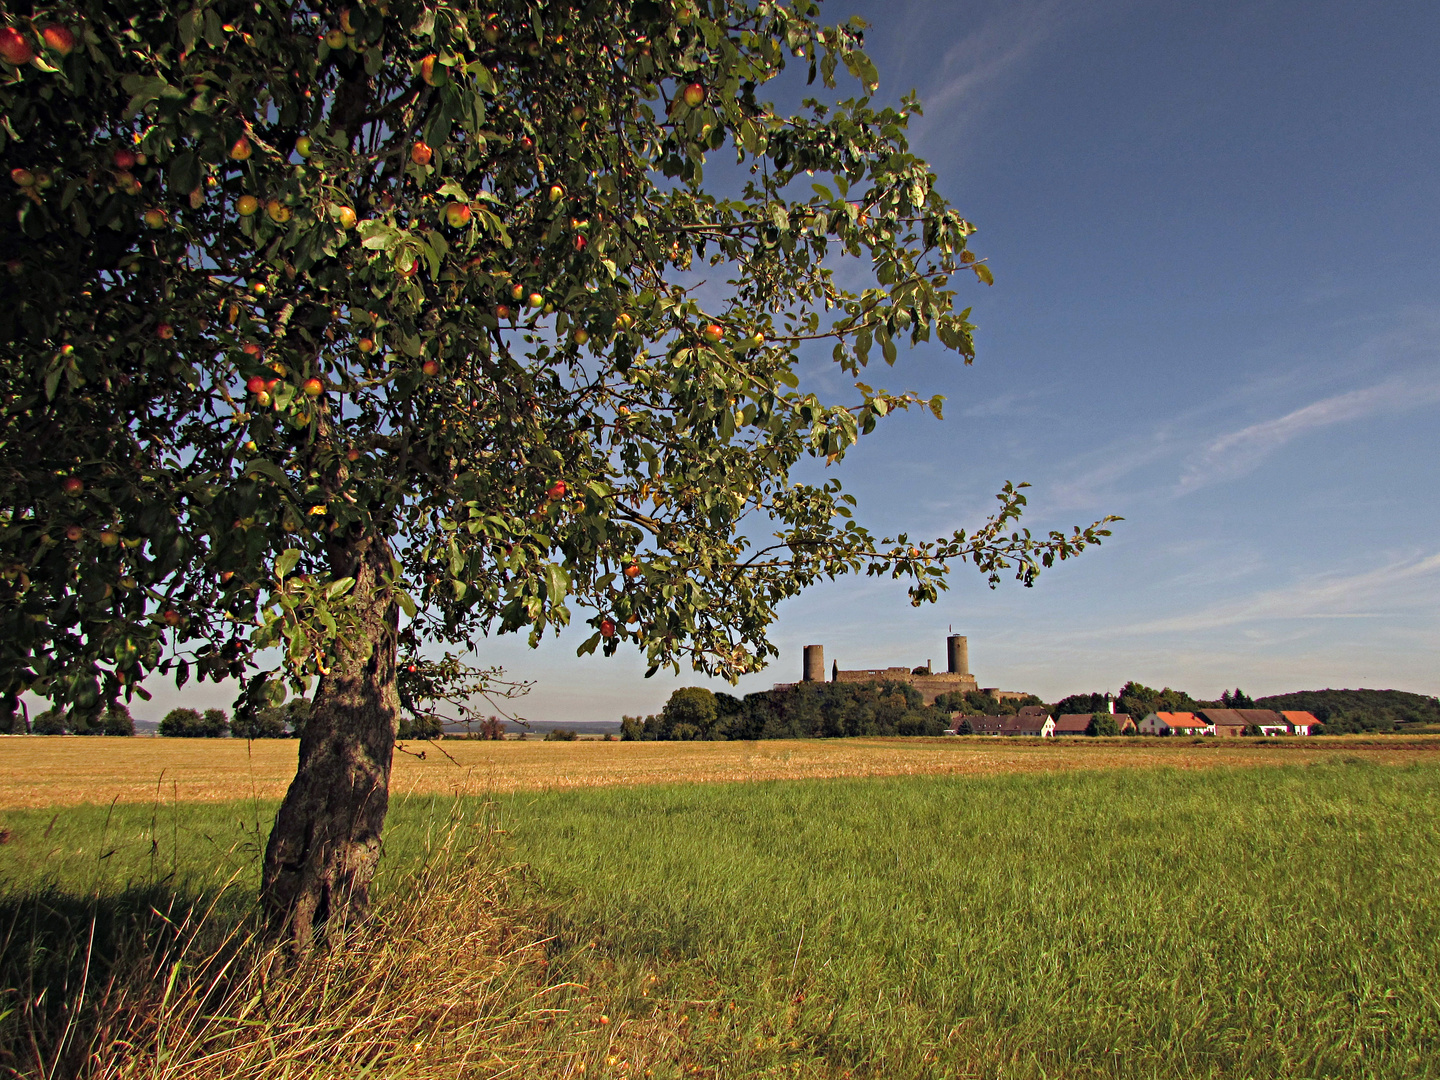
0 881 256 1078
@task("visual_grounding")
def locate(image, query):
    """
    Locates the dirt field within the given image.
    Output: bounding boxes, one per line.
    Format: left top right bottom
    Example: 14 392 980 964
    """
0 733 1436 809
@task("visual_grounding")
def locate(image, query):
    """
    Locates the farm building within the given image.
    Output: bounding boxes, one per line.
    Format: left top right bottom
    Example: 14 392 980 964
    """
951 711 1055 736
1199 708 1298 736
1138 712 1214 736
1053 713 1136 736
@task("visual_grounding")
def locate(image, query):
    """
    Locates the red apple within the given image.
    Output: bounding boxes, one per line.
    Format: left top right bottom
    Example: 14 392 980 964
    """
682 82 705 107
143 208 167 228
615 312 633 331
495 304 513 320
573 233 587 251
600 617 616 638
527 292 543 308
229 136 252 161
346 448 360 462
406 663 418 673
357 337 376 353
99 529 120 547
162 609 182 627
41 25 75 55
419 53 441 85
335 205 357 228
64 524 83 541
547 480 567 500
443 201 472 227
246 375 267 394
510 283 525 301
548 184 564 202
301 377 324 397
155 323 174 339
421 359 440 376
242 343 262 357
0 27 35 66
113 147 138 170
702 323 723 343
520 135 534 150
410 140 433 165
61 476 84 496
624 563 641 579
220 570 235 583
10 167 34 188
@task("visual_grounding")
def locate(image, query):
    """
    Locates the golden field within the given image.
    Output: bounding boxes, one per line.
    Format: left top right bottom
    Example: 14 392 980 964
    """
1 732 1437 808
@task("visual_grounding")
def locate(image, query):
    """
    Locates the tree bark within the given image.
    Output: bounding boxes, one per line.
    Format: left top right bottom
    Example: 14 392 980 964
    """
260 527 400 947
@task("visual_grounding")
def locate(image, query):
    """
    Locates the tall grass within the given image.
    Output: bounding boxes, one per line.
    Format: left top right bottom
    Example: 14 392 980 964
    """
496 760 1440 1079
0 796 612 1079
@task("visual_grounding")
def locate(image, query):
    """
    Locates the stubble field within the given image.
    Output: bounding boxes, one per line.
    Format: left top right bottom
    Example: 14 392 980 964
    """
1 732 1437 809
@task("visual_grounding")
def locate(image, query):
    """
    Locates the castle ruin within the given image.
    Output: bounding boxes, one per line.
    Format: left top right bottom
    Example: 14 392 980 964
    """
798 634 1031 706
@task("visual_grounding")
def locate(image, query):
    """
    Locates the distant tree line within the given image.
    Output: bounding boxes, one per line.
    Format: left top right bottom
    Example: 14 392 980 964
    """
623 681 961 742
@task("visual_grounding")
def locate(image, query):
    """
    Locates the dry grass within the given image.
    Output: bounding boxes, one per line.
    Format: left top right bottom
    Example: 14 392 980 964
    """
3 807 630 1080
0 733 1436 810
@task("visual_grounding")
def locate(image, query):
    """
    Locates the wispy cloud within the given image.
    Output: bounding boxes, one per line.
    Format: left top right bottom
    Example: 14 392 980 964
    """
1176 377 1440 493
1127 550 1440 634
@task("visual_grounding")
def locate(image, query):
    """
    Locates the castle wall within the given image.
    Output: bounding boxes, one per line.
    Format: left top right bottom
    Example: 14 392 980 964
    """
832 667 978 705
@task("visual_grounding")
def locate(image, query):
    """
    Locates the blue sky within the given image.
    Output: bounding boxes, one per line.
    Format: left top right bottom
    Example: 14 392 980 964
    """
141 0 1440 724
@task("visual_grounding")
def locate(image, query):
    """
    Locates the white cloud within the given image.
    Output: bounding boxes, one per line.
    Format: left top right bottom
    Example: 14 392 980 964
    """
1176 377 1440 493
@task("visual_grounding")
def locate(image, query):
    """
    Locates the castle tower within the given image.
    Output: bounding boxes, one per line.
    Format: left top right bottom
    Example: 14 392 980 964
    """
947 635 969 676
802 644 825 682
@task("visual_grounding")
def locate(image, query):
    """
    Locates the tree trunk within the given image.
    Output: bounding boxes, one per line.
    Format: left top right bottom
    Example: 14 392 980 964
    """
260 528 400 947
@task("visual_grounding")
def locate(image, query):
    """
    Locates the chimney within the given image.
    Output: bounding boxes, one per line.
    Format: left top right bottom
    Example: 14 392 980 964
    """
802 645 824 682
947 635 969 676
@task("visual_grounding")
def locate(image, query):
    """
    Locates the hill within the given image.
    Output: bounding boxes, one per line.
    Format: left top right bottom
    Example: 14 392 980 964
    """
1254 688 1440 733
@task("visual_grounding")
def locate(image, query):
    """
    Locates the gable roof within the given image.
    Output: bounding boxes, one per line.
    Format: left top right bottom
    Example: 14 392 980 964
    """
1200 708 1285 728
1053 714 1092 734
1281 710 1319 727
1150 711 1204 726
1001 713 1051 734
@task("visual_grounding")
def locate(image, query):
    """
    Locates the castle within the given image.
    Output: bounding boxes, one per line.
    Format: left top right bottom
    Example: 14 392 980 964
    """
797 635 1032 706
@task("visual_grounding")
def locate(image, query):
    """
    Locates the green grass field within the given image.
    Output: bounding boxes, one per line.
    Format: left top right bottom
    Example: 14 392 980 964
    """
2 760 1438 1078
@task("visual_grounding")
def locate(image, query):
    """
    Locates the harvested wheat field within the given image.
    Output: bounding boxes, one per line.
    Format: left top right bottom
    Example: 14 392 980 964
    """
0 733 1436 809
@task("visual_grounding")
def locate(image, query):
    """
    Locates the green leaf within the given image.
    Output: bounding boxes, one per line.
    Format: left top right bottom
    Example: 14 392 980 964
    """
395 589 418 618
274 549 301 579
326 577 356 599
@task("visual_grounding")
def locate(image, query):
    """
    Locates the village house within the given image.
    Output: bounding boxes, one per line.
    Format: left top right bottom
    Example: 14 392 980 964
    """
1138 712 1214 736
1199 708 1298 736
1280 711 1319 735
1053 713 1136 736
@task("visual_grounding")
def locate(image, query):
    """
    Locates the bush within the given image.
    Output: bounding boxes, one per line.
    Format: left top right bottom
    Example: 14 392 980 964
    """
158 708 227 737
30 709 65 735
1087 713 1119 737
231 706 291 739
544 728 579 741
103 703 135 736
397 713 444 740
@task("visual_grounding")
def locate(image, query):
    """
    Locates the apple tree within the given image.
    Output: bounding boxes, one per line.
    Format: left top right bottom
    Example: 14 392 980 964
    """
0 0 1114 944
